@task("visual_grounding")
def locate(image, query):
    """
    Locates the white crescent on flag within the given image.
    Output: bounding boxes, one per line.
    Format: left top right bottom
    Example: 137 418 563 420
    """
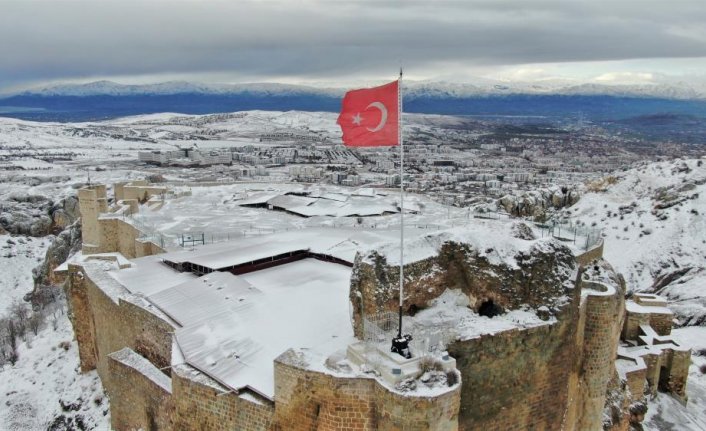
365 102 388 132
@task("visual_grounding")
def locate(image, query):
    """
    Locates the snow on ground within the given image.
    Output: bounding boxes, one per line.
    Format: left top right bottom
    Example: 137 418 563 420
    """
0 300 110 430
0 234 50 314
1 114 704 428
565 158 706 325
0 230 109 430
131 182 466 249
563 158 706 429
410 289 552 342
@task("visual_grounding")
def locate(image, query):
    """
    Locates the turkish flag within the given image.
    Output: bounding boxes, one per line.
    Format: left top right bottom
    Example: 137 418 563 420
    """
337 80 399 147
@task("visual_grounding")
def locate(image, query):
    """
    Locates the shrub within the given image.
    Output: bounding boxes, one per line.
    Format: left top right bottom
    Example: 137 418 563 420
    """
419 356 443 373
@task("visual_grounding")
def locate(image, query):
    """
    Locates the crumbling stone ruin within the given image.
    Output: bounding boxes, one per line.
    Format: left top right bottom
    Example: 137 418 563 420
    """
498 185 580 219
62 183 691 430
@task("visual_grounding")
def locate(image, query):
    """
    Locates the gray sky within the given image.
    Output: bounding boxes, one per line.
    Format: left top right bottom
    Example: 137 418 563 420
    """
2 0 706 92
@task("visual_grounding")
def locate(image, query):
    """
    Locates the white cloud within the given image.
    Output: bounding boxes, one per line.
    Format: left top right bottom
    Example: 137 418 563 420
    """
593 72 656 84
2 0 706 91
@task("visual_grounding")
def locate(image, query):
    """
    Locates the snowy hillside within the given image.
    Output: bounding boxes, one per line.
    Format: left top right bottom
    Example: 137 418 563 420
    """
0 232 109 430
0 304 110 430
564 158 706 430
566 158 706 326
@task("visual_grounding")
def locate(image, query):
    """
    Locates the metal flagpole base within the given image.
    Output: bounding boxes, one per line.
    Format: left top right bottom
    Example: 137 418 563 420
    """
391 304 412 359
391 334 413 359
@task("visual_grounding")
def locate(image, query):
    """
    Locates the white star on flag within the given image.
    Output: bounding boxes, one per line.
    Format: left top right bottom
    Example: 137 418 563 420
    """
352 113 362 126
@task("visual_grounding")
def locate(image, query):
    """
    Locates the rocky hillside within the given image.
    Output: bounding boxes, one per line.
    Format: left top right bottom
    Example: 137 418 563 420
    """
562 158 705 326
498 185 580 219
0 193 80 237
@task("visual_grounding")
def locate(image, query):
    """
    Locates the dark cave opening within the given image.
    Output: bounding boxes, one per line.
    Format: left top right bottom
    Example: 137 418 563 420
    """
478 299 504 318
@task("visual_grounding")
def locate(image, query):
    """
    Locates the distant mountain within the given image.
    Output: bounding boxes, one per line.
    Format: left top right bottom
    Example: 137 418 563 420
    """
1 80 706 136
11 79 706 100
15 80 341 98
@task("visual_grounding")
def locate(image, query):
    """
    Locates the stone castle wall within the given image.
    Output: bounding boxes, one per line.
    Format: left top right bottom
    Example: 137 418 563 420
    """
171 368 273 431
67 267 99 372
67 262 275 431
115 181 167 203
661 349 690 400
350 240 577 338
68 256 460 431
67 264 174 380
106 348 174 430
272 350 460 431
78 186 107 249
446 309 580 431
625 366 647 403
648 313 673 336
578 288 623 430
623 311 673 340
79 183 165 259
638 348 690 401
575 239 604 267
70 183 674 431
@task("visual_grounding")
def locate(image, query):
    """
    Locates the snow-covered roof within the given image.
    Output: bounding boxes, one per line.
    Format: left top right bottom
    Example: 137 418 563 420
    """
235 190 399 218
108 254 197 297
626 300 673 316
169 259 354 399
148 272 261 327
155 227 404 274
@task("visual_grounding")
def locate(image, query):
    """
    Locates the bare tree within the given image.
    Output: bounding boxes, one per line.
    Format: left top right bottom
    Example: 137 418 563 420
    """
10 300 29 338
29 311 43 336
5 319 19 365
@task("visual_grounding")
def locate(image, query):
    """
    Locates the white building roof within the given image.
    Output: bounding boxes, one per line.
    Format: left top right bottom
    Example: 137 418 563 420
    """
165 259 354 399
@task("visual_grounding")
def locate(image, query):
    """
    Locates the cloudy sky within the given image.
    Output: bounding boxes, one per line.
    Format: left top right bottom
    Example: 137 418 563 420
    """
2 0 706 92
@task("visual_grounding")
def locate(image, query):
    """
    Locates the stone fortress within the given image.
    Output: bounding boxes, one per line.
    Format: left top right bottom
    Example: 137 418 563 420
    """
61 181 691 430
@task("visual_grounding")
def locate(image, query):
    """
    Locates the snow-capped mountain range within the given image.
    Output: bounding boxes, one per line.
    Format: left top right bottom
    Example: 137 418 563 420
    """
12 79 706 100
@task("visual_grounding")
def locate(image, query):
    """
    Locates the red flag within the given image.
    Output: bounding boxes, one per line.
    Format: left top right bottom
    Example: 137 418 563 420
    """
337 80 399 147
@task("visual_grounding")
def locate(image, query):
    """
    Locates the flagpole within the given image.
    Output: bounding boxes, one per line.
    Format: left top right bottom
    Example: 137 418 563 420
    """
397 68 404 341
